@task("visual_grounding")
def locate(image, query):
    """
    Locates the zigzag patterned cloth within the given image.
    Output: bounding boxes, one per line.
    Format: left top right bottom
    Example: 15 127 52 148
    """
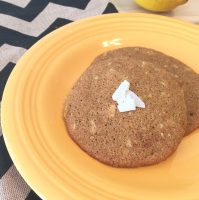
0 1 118 199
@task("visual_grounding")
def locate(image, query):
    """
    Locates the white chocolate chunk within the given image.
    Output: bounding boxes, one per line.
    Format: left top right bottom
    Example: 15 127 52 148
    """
112 80 145 112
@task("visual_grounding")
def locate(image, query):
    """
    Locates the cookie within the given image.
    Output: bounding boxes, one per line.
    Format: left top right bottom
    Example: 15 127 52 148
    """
104 47 199 134
64 51 187 168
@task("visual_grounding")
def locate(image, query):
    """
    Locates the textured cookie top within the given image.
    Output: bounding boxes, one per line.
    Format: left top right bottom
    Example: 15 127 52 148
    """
64 49 187 168
105 47 199 134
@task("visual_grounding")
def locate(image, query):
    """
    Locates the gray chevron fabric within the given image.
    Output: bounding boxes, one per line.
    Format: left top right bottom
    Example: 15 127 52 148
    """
0 1 118 199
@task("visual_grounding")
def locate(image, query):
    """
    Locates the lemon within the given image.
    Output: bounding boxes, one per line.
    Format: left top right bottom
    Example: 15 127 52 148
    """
134 0 188 12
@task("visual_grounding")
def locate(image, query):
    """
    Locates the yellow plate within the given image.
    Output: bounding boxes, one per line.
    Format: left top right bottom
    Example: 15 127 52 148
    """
2 13 199 200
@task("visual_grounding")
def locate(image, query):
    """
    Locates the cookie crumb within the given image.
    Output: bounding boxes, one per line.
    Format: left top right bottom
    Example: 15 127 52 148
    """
161 81 167 86
174 74 179 78
109 104 116 117
90 136 95 140
160 132 165 138
72 123 76 130
141 61 146 66
159 124 164 128
90 120 96 133
161 92 166 96
126 139 132 148
173 65 179 69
